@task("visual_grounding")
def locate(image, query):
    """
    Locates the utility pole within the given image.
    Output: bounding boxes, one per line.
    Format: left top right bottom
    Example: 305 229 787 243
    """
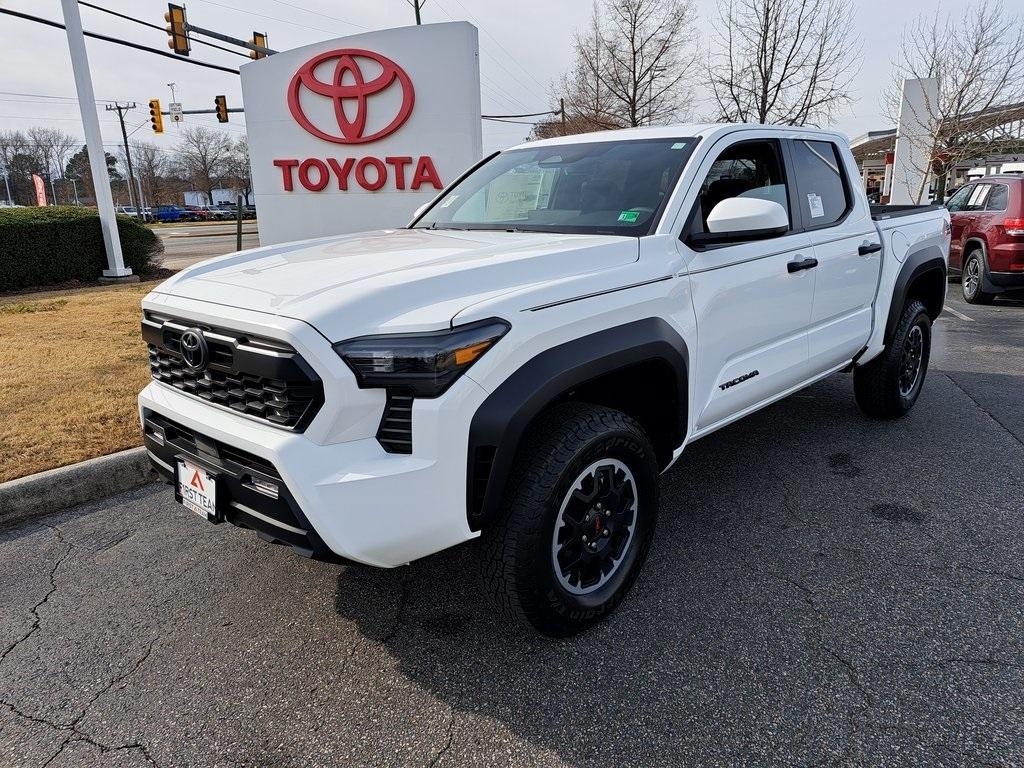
106 102 138 209
407 0 425 24
60 0 131 280
2 171 12 206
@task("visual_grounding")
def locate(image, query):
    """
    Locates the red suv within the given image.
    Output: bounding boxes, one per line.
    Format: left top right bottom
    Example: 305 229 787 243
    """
945 175 1024 303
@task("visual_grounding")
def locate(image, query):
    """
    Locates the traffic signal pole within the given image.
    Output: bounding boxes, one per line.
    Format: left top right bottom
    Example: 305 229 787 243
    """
59 0 132 280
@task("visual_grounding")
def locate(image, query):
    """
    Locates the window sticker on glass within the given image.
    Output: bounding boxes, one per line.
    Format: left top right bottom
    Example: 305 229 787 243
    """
807 192 825 218
671 142 687 150
618 210 640 223
440 195 459 208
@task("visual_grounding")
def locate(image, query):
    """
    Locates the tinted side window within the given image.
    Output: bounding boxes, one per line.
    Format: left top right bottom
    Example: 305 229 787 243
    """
790 140 848 226
693 140 790 235
945 185 973 212
985 184 1008 211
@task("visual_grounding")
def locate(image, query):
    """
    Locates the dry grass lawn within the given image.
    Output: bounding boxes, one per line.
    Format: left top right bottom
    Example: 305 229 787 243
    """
0 283 155 483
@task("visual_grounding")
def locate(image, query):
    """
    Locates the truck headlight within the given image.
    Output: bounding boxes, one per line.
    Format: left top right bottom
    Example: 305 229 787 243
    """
333 318 510 397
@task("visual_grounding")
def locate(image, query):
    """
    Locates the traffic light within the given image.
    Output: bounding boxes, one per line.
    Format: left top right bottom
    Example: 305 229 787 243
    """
214 95 228 123
249 32 267 60
164 4 190 56
149 99 164 134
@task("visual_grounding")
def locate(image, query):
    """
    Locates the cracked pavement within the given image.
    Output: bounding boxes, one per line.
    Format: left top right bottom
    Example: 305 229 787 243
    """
1 291 1022 767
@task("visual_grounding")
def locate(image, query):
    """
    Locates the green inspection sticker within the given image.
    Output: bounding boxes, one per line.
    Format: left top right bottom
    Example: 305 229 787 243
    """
670 142 687 149
618 210 640 223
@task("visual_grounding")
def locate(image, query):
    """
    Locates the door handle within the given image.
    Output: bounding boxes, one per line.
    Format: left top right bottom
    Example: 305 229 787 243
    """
858 241 882 255
787 256 818 273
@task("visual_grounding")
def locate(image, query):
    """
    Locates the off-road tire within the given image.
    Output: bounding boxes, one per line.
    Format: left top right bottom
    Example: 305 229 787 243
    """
481 403 659 637
854 299 932 419
962 249 995 305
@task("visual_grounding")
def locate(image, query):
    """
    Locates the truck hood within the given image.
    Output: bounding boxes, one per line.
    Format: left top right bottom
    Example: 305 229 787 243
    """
152 228 637 340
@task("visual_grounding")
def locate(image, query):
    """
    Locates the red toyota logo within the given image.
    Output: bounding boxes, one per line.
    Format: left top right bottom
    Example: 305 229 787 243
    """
287 49 415 144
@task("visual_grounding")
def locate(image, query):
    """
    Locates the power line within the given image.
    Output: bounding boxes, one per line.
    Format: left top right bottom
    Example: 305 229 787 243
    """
0 90 117 104
482 117 543 125
0 8 240 75
77 1 250 58
438 0 549 92
429 0 545 111
482 111 558 119
191 0 347 35
261 0 368 30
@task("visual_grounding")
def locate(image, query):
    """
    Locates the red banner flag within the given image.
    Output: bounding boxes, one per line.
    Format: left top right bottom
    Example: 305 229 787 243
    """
31 174 47 206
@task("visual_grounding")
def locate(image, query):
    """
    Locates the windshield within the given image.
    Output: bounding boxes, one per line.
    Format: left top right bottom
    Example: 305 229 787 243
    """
414 137 697 236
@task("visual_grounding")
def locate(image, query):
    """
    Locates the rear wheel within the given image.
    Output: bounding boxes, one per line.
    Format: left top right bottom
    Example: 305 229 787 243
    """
854 299 932 419
481 403 659 637
962 250 995 304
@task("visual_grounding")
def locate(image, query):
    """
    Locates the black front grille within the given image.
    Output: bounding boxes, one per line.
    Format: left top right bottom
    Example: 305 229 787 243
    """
143 313 323 431
377 391 413 454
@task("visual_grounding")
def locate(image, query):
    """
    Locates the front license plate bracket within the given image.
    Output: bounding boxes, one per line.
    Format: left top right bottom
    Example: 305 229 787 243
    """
176 459 222 523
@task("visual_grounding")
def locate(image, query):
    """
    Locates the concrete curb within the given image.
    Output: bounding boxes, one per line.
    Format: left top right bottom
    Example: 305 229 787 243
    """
0 448 158 530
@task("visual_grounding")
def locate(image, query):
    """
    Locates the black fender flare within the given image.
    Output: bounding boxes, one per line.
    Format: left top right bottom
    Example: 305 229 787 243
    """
884 245 947 345
466 318 689 531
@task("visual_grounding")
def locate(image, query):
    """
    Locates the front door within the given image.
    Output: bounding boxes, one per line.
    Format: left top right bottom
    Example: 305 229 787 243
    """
679 136 815 433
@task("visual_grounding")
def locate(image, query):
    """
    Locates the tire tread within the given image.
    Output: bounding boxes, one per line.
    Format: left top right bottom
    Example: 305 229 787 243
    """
854 299 930 419
480 402 656 635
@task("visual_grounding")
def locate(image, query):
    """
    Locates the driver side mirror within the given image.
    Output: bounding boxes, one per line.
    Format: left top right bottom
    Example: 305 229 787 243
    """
690 197 789 247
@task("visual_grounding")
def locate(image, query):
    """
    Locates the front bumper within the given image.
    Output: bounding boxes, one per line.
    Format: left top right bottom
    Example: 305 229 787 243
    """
137 294 490 568
140 377 486 567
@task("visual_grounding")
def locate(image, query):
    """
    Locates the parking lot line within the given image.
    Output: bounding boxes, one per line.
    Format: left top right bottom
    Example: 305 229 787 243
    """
945 305 974 322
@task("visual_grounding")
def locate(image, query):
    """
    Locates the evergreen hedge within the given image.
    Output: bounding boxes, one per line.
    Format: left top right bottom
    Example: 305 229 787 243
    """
0 206 162 291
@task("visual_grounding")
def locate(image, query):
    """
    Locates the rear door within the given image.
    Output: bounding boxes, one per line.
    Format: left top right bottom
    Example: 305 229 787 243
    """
678 134 815 433
976 182 1009 255
788 138 880 371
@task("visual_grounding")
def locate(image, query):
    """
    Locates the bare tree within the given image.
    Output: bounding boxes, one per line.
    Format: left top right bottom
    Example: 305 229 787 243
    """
224 137 253 204
540 0 700 138
26 127 78 203
882 0 1024 201
0 129 42 205
130 141 167 206
175 126 233 204
707 0 860 126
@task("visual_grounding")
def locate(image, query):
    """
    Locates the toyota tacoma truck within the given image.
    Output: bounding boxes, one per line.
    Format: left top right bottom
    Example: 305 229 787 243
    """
139 124 950 636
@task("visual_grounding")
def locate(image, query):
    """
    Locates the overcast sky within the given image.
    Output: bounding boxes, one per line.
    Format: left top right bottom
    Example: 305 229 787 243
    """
1 0 970 157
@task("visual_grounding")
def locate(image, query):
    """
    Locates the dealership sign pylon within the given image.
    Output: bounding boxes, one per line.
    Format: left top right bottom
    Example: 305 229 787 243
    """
241 22 483 245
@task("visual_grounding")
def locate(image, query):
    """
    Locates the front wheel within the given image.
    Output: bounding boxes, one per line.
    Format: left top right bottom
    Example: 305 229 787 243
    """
481 403 659 637
854 299 932 419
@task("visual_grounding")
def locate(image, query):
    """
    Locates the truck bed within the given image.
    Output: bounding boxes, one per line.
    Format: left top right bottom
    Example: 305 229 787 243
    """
870 204 944 221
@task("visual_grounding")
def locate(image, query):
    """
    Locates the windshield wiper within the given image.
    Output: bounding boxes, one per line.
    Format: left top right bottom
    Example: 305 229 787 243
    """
422 223 469 231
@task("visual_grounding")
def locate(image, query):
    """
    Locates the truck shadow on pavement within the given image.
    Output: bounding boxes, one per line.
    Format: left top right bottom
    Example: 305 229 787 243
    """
332 373 1024 766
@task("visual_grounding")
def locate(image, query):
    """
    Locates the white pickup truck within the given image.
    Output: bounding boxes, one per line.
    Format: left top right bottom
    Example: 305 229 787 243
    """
139 124 950 636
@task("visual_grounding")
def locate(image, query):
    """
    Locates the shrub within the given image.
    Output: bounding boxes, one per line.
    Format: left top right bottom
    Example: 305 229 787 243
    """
0 206 163 291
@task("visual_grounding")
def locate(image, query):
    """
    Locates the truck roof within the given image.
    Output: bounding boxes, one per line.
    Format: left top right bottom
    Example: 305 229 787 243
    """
508 123 851 152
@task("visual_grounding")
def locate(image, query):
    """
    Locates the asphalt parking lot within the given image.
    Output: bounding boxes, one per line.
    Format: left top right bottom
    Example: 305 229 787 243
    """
2 290 1022 767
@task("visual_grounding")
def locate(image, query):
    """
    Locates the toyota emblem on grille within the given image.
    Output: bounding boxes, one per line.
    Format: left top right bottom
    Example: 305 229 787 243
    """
179 329 208 372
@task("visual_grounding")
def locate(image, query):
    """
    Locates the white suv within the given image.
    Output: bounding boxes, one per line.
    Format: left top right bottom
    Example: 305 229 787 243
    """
139 124 949 635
